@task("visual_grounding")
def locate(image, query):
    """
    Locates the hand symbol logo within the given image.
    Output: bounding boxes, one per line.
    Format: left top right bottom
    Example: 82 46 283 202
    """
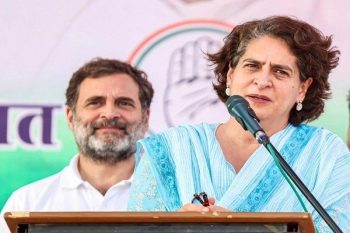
164 36 227 126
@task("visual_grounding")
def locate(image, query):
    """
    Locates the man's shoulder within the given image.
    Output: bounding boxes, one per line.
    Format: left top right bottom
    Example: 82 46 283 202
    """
10 155 80 199
1 170 65 214
10 171 62 198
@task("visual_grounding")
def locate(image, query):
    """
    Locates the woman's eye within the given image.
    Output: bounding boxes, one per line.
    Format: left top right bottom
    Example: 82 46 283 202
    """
275 69 290 77
244 63 258 69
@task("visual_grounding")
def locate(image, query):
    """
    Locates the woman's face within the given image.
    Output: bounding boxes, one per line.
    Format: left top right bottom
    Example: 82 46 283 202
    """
227 35 312 129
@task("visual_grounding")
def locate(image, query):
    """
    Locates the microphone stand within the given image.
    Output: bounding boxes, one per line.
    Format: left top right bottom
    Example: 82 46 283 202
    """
256 132 343 233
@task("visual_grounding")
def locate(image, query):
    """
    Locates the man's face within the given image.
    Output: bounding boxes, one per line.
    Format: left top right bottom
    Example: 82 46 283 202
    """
66 74 149 164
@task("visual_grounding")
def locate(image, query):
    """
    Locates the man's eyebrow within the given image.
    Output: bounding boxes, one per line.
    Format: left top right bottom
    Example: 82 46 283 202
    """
115 96 136 102
84 96 104 103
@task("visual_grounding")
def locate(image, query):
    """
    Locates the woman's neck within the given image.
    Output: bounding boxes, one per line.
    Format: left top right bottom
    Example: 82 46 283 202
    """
215 118 289 172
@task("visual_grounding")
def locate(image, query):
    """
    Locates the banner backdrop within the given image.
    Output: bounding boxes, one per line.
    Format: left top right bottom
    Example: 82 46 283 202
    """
1 0 350 210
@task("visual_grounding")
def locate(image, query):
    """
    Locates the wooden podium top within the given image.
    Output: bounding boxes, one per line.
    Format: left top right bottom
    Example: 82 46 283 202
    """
4 211 315 233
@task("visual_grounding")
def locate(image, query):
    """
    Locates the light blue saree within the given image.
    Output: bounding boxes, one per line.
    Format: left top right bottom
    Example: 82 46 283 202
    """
128 123 350 232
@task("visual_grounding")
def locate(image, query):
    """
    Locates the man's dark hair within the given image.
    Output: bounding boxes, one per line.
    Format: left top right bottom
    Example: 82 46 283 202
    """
65 58 154 112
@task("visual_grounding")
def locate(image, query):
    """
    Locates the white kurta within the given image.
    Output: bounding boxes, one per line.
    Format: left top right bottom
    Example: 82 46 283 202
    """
0 155 132 233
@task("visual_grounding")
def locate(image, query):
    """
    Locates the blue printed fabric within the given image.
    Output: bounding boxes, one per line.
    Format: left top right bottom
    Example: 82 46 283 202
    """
128 123 350 233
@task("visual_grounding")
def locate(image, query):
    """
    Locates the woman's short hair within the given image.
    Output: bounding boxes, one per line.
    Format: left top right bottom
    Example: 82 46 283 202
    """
208 16 340 125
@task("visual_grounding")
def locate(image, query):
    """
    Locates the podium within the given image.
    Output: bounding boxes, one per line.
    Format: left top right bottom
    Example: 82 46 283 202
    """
4 211 315 233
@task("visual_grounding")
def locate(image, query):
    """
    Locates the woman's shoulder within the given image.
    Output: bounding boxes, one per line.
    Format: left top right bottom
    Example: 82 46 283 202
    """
138 123 220 153
144 123 219 140
292 123 348 151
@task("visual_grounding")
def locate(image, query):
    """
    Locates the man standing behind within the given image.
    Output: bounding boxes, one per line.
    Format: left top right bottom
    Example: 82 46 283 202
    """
0 58 154 232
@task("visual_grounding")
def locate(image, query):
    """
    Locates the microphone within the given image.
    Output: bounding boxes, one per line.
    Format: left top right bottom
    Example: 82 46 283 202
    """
225 95 343 233
226 95 269 144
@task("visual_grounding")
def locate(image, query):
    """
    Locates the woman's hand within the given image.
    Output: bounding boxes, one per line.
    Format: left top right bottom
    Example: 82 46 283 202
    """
178 197 230 212
178 203 210 212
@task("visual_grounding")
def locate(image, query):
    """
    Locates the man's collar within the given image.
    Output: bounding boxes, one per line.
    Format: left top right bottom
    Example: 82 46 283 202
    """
60 154 85 189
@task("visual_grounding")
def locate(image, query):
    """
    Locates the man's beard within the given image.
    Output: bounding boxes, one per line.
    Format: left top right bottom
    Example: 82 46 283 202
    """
72 115 147 164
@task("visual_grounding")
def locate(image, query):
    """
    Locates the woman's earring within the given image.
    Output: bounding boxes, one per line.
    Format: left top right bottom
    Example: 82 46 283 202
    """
296 101 303 111
225 87 231 96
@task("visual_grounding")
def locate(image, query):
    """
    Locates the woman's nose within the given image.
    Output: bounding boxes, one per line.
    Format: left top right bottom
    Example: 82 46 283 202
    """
254 71 272 89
